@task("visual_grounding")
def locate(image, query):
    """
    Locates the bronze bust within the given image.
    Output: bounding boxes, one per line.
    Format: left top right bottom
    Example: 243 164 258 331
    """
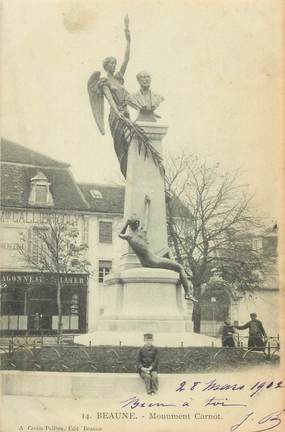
132 71 164 122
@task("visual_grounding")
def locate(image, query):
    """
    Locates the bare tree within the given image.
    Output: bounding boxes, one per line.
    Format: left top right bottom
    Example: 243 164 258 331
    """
165 153 271 333
19 218 90 343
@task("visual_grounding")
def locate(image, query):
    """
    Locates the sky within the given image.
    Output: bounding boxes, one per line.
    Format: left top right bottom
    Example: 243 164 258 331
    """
1 0 284 221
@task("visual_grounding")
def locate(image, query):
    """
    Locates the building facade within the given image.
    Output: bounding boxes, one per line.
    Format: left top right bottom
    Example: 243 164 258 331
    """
76 183 125 331
0 139 129 336
233 225 279 337
0 139 91 335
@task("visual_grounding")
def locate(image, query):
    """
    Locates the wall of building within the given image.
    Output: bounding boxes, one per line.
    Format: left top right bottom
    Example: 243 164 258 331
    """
236 290 280 337
86 213 124 331
0 208 86 270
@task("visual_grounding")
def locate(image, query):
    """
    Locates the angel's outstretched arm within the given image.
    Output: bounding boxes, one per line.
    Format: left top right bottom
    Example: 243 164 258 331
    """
120 15 131 76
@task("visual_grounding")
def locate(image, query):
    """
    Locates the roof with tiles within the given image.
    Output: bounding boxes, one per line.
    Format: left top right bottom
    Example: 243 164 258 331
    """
78 183 191 218
1 138 191 217
78 183 125 214
1 139 88 211
1 138 69 168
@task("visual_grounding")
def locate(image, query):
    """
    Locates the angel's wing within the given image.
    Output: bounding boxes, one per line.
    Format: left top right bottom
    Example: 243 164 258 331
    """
87 71 105 135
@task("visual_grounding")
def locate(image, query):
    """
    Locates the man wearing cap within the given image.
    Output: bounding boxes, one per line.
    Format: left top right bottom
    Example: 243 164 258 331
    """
137 334 159 394
234 313 267 349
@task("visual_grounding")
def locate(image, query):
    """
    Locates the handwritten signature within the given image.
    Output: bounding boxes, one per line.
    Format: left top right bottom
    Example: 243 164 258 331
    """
230 409 285 432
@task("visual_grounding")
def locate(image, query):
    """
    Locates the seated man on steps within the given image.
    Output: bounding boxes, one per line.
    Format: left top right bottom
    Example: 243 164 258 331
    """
119 195 197 302
137 333 159 395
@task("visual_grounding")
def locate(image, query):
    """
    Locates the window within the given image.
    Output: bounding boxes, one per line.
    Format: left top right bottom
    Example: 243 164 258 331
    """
1 288 25 315
28 171 54 207
90 190 103 199
70 293 79 315
35 185 48 203
61 290 79 315
28 286 57 316
98 260 112 282
99 221 112 243
252 238 263 252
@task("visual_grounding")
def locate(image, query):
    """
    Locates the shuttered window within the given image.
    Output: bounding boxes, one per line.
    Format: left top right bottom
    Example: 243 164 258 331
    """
99 221 112 243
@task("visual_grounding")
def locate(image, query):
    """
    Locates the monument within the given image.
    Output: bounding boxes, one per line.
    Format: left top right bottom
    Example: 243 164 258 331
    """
75 16 217 346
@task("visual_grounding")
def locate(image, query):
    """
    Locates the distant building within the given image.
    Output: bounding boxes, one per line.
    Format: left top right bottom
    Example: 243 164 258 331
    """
200 225 279 337
235 225 279 337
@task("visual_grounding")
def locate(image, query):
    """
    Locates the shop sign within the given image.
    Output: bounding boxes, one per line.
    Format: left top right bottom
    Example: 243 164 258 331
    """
0 210 80 226
0 272 88 286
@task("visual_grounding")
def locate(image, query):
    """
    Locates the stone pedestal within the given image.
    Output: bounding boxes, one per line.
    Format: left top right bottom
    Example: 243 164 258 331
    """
96 268 189 333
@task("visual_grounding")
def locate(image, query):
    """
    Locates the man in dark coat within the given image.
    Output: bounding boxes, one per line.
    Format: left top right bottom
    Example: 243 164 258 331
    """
137 333 159 394
235 313 267 349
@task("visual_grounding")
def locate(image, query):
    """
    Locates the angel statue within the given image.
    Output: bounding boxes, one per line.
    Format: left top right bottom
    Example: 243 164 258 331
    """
88 15 164 178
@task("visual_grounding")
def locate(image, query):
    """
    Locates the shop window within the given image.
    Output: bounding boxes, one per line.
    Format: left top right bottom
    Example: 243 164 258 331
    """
98 260 112 282
99 221 112 243
1 288 25 315
28 285 57 316
62 293 79 315
61 290 80 315
70 293 79 315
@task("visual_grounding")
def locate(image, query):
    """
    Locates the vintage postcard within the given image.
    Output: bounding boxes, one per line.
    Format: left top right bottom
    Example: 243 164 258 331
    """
0 1 284 431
